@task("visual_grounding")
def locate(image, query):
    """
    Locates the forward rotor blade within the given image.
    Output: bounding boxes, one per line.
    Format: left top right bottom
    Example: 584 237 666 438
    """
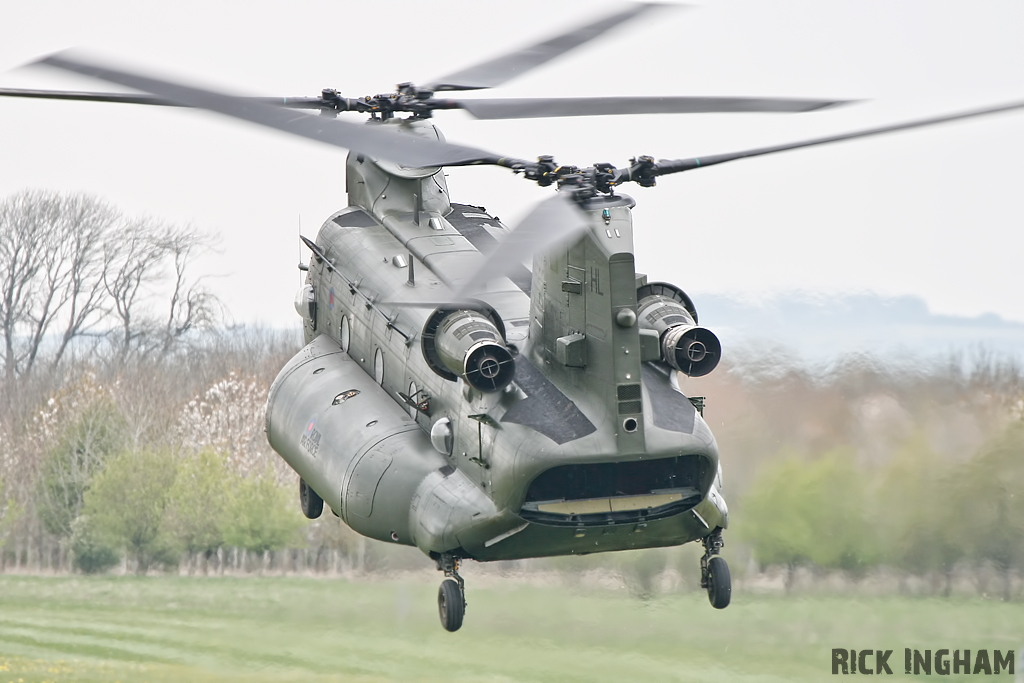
425 3 666 92
453 194 589 300
32 52 507 169
450 95 850 120
0 86 328 109
0 87 177 106
652 100 1024 177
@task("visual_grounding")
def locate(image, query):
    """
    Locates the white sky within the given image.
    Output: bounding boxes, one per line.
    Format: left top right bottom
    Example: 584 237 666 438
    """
1 0 1022 329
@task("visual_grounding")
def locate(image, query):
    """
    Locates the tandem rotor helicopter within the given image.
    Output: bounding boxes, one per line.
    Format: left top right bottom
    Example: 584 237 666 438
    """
4 3 1024 632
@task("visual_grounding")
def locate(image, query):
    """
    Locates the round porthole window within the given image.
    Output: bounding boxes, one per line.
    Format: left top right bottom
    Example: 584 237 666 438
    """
374 348 384 385
430 417 453 455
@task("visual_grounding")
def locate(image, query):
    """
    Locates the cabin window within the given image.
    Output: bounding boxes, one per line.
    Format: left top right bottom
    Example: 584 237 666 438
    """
340 315 350 352
374 348 384 385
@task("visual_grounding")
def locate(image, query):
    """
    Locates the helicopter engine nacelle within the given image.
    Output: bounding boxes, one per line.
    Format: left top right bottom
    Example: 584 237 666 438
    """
637 282 721 377
421 308 516 393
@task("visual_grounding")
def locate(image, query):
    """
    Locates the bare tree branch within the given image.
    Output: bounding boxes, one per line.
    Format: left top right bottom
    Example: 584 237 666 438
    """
103 218 170 360
159 226 219 356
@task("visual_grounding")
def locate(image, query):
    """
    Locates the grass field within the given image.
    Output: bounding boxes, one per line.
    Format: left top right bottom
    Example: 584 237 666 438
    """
0 573 1021 682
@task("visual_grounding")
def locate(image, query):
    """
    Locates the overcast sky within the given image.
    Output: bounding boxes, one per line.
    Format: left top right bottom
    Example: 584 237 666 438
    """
2 0 1022 331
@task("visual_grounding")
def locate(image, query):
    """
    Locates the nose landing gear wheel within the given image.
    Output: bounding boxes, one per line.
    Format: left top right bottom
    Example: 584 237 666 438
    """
438 578 465 632
706 555 731 609
700 527 730 609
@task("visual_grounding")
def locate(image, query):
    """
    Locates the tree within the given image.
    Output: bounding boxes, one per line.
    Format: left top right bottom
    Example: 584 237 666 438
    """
223 471 304 562
954 423 1024 601
0 191 116 380
739 456 815 590
163 448 231 569
801 450 876 576
69 514 119 574
104 219 218 360
160 225 219 354
178 372 286 480
0 474 23 553
740 449 876 589
876 433 962 594
37 396 126 540
82 447 178 573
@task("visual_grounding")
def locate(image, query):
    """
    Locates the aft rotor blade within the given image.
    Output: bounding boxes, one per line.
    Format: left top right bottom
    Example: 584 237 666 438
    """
0 86 328 109
453 194 589 299
450 95 850 120
425 3 666 92
652 100 1024 177
32 52 509 169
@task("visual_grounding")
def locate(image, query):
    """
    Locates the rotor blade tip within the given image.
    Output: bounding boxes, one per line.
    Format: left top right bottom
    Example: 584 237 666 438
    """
819 98 864 111
18 51 67 71
26 48 100 75
636 1 689 14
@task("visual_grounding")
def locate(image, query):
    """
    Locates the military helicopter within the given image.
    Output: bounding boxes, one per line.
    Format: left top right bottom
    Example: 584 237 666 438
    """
5 2 1024 632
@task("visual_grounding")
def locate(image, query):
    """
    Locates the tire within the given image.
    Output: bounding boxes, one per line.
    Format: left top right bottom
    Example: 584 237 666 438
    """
438 579 465 632
299 478 323 519
706 556 731 609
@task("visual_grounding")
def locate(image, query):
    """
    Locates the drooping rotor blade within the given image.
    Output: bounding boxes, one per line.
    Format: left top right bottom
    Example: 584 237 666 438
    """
31 52 511 169
448 95 850 120
650 100 1024 177
391 194 590 308
452 193 589 300
0 86 328 109
424 3 666 92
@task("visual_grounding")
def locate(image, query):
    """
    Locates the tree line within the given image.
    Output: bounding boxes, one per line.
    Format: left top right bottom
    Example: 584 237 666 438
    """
718 349 1024 600
1 190 1022 596
0 190 318 574
0 189 216 382
738 424 1024 600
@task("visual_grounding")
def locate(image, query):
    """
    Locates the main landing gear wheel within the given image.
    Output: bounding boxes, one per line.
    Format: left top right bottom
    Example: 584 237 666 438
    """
435 553 467 632
438 579 465 632
700 527 731 609
299 478 323 519
706 556 731 609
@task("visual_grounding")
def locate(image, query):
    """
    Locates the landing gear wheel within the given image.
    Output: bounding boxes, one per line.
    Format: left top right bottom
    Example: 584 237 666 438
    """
706 556 731 609
299 478 323 519
438 579 465 632
435 553 467 632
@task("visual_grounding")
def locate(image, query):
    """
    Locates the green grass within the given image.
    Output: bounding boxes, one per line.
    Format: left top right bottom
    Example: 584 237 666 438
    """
0 574 1021 682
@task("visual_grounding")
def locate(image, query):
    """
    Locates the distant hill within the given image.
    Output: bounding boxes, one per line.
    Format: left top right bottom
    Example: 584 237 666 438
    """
691 292 1024 363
